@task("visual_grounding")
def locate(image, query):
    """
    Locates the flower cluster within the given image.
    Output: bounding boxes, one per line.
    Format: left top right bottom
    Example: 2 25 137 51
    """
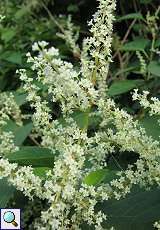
81 0 116 97
154 221 160 229
0 92 22 127
56 15 80 57
0 15 5 22
136 51 147 76
0 158 43 198
20 41 98 115
133 89 160 116
0 92 22 155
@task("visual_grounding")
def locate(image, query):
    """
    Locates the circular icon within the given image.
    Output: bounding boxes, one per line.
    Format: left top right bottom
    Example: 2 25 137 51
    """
3 211 18 227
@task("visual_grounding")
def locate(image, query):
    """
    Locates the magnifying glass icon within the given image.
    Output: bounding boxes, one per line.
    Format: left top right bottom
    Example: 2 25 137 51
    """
3 211 18 227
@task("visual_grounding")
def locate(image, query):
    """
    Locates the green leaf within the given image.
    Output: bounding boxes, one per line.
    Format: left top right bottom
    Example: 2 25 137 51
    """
117 13 143 22
13 92 27 106
121 38 149 51
0 51 22 64
102 187 160 230
33 167 51 178
148 61 160 77
114 66 139 77
139 114 160 141
1 28 16 42
83 169 116 186
0 179 15 208
132 24 145 33
15 7 30 19
88 113 101 130
14 122 33 146
2 120 19 133
67 4 79 13
71 110 89 130
155 39 160 48
6 146 55 167
140 0 152 4
6 91 27 106
108 80 143 96
59 110 89 130
2 121 32 145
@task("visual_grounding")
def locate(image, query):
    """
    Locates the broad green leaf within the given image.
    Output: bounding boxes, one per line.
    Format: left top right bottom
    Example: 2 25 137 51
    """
88 113 101 130
2 120 19 133
0 51 22 65
140 0 152 4
71 110 89 130
102 187 160 230
117 13 143 22
83 169 116 186
59 110 89 130
2 121 32 145
155 39 160 48
6 91 27 106
114 66 139 77
33 167 51 178
14 122 33 146
121 38 149 51
133 24 145 33
139 114 160 141
6 146 55 167
15 7 30 19
0 76 8 90
67 4 79 13
148 61 160 77
108 80 143 96
11 191 28 209
13 92 27 106
1 28 16 42
0 179 15 208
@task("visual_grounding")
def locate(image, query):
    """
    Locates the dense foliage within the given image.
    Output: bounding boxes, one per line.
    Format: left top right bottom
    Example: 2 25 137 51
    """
0 0 160 229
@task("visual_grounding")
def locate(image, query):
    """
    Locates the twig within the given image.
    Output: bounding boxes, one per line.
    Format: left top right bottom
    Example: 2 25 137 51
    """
113 18 137 59
29 135 41 146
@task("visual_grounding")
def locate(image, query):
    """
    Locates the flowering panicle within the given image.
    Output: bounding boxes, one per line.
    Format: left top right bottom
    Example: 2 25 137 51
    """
133 89 160 116
81 0 116 97
0 158 43 199
0 92 22 127
56 15 80 57
0 15 5 22
136 51 147 76
0 92 22 155
154 221 160 229
21 41 98 114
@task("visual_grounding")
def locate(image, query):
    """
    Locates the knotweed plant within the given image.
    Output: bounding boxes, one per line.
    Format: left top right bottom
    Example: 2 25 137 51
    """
0 1 160 229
